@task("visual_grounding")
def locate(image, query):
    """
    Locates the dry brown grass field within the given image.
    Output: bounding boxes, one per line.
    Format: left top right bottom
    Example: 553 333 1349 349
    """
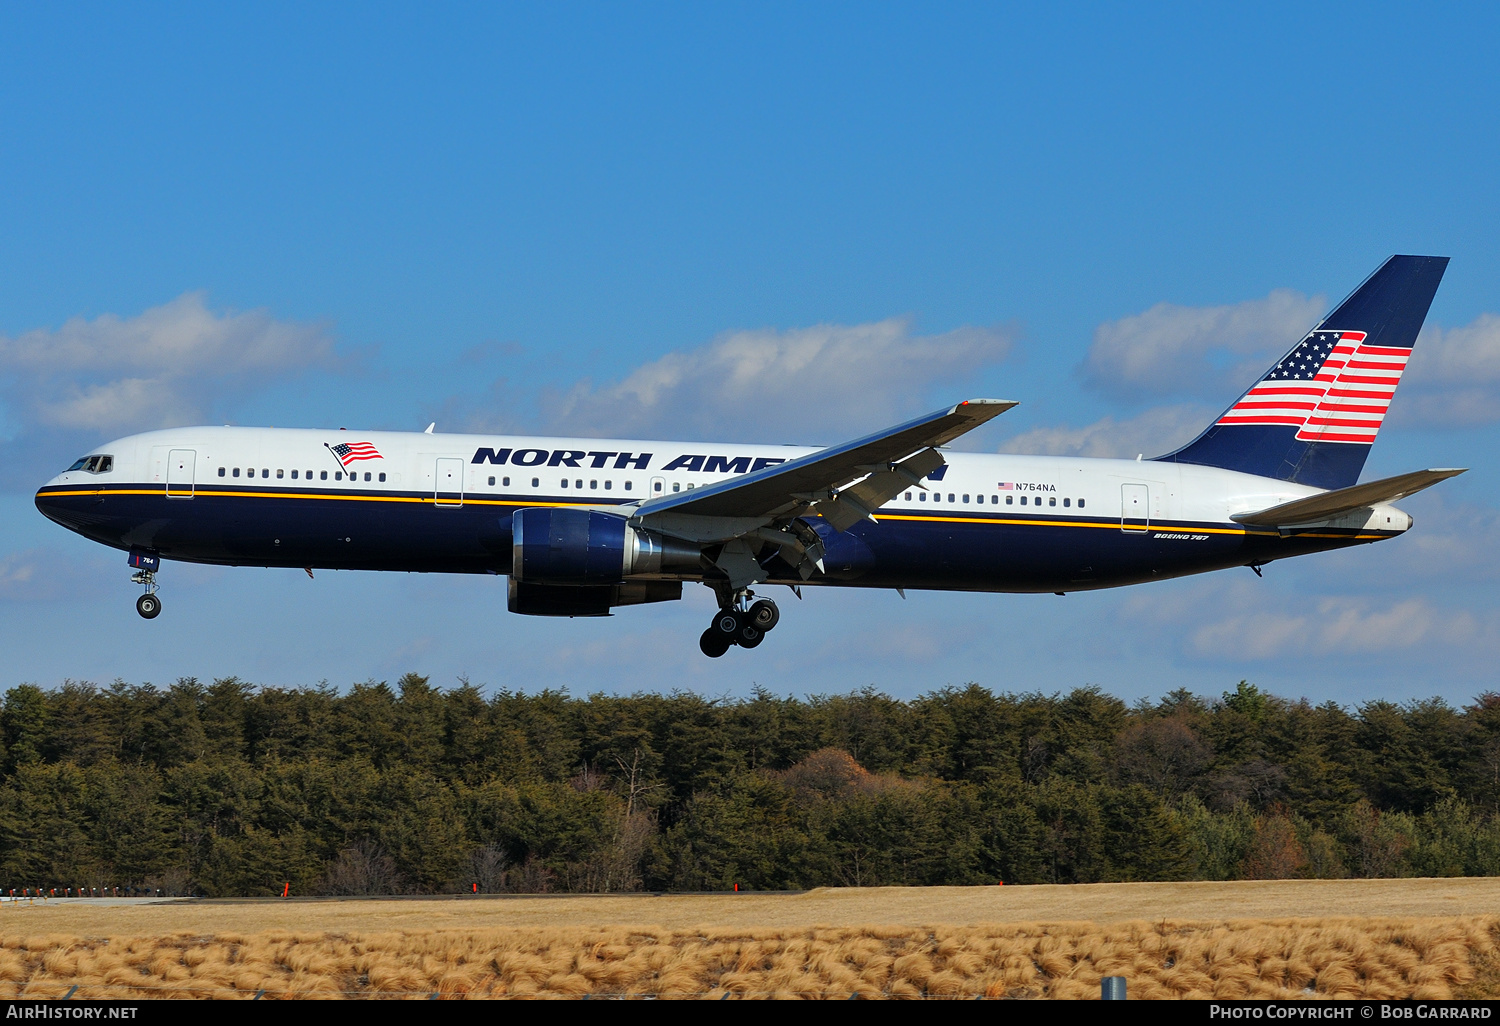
0 882 1497 999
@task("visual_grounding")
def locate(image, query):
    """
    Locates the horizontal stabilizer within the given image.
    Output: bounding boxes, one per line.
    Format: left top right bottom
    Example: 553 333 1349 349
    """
1232 468 1466 527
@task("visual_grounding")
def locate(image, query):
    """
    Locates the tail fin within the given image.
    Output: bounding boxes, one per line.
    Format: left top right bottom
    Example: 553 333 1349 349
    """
1155 255 1448 489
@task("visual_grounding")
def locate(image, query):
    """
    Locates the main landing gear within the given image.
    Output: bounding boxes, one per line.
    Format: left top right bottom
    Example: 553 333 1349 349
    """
699 591 781 658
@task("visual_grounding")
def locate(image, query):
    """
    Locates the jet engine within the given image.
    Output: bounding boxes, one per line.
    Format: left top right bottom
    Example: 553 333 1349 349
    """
510 507 701 585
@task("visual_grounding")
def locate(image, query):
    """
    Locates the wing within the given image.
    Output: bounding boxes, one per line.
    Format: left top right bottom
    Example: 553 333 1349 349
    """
1231 467 1466 527
629 399 1016 587
636 398 1015 523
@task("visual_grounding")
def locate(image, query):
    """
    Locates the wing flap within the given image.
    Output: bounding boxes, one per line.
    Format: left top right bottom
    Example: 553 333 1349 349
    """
1231 467 1466 527
812 447 945 530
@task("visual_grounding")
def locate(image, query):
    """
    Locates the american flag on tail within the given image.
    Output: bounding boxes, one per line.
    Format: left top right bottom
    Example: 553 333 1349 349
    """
329 441 383 466
1214 329 1410 444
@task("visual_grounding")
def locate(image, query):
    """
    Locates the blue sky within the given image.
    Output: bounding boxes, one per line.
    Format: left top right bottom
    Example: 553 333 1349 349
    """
3 3 1499 706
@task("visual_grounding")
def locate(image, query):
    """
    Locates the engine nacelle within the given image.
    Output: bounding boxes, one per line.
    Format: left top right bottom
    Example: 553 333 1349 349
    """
511 507 701 584
508 579 683 617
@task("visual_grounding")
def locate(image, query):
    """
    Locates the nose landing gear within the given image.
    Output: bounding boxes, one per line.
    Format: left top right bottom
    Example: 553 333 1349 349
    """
128 551 162 619
698 590 779 658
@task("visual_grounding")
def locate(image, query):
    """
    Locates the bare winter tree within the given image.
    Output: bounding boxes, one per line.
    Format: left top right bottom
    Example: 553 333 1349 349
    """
319 839 404 896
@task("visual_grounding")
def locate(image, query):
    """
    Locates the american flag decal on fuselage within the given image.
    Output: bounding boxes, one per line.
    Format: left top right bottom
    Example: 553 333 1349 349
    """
330 441 383 466
1214 329 1410 445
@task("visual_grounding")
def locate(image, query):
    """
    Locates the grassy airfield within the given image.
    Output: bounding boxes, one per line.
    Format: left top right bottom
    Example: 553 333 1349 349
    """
0 880 1497 999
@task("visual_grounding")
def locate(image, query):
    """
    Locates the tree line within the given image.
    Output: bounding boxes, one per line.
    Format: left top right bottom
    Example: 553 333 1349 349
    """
1 676 1497 895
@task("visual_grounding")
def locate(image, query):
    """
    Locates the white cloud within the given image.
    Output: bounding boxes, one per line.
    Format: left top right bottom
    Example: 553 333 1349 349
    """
1394 314 1500 426
1081 285 1500 429
1187 597 1475 660
1083 289 1327 401
0 547 112 602
0 292 342 435
532 317 1016 442
1121 575 1493 663
999 404 1213 459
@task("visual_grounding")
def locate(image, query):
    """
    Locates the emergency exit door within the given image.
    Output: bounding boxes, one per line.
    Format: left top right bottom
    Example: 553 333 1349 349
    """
1121 483 1149 533
434 458 464 507
166 449 196 499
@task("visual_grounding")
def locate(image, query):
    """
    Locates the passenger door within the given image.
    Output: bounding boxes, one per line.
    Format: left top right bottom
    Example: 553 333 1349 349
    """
166 449 196 499
1121 483 1148 533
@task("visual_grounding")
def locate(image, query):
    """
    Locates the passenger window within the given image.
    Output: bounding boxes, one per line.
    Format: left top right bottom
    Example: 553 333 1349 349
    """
321 471 328 480
919 492 926 501
306 470 313 479
364 472 371 481
233 468 241 478
904 492 912 501
1021 496 1027 505
1006 495 1013 505
501 476 509 486
673 483 680 492
488 476 496 486
291 470 298 479
218 467 226 477
561 479 569 488
948 493 955 503
531 477 539 487
590 480 597 489
962 494 969 504
991 494 998 504
654 481 662 492
1063 497 1070 507
1078 498 1085 508
604 480 612 490
1049 497 1056 507
260 469 267 478
576 479 583 489
624 481 632 491
277 469 284 479
379 473 387 482
687 483 694 490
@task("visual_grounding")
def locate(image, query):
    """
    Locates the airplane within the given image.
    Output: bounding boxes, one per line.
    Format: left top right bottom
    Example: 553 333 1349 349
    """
35 255 1464 658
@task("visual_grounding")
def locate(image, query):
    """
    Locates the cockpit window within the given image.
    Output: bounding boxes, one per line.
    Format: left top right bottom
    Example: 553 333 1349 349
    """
68 455 113 474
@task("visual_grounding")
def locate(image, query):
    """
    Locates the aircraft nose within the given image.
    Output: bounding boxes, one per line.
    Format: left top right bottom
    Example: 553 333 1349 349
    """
35 482 66 522
35 478 87 529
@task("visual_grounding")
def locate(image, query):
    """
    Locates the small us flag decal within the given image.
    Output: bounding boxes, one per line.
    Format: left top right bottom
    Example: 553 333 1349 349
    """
329 441 383 466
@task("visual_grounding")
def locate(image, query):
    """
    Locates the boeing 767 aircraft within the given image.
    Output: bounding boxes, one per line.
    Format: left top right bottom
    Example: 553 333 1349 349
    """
36 255 1463 657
